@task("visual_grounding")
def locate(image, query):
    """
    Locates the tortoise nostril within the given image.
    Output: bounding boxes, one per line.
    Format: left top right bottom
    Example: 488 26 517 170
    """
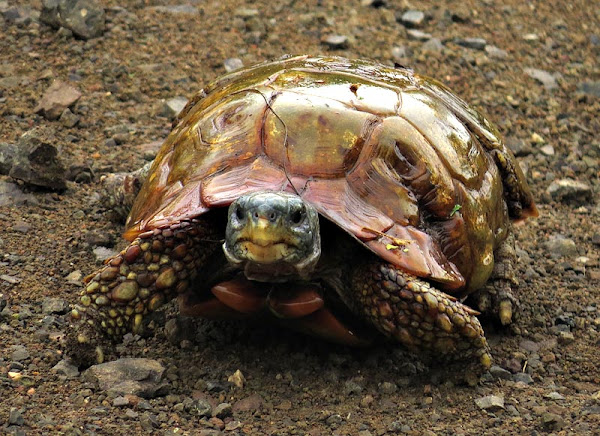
269 212 277 222
235 206 244 221
253 211 259 220
291 209 304 224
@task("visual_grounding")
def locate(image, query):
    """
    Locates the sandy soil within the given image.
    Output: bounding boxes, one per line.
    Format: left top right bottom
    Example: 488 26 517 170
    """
1 0 598 435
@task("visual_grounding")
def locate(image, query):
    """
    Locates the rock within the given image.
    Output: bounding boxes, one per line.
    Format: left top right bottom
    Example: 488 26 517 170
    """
547 179 592 204
137 140 163 161
544 235 577 257
530 132 545 144
0 142 17 175
524 68 559 90
0 180 37 207
326 413 343 427
113 396 129 407
378 381 398 394
59 108 80 127
65 270 83 284
539 144 554 156
84 358 168 398
406 29 431 41
513 373 534 384
52 359 80 378
506 136 533 156
213 402 232 418
42 297 69 314
557 331 575 344
485 45 508 59
140 413 159 431
34 80 81 121
544 391 565 400
93 246 118 261
390 46 409 63
11 345 30 361
321 34 349 49
1 274 21 284
519 339 541 353
11 221 31 233
399 10 425 28
422 38 443 53
161 96 188 119
489 365 512 380
147 5 198 14
223 58 244 73
8 408 24 426
227 369 245 388
189 398 212 417
9 128 66 190
84 230 114 247
540 412 564 431
577 81 600 98
234 7 259 18
475 395 505 410
361 0 387 7
343 379 363 395
456 37 487 50
40 0 106 40
233 394 263 413
2 5 35 25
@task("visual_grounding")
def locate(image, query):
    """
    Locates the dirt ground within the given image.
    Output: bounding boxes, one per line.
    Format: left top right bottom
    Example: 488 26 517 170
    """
1 0 599 435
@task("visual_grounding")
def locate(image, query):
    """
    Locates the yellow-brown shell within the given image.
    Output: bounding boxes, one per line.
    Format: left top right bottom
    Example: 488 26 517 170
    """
125 55 537 294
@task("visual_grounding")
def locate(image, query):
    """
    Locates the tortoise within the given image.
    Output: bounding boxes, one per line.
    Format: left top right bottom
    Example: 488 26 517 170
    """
68 55 537 369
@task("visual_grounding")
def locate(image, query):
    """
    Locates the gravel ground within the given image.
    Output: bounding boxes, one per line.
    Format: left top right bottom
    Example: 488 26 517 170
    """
1 0 599 435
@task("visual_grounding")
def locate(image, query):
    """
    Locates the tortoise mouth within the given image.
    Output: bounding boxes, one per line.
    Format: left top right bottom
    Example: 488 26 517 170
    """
235 240 298 264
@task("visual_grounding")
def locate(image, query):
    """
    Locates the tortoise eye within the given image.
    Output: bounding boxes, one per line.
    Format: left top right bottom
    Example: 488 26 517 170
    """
291 209 304 224
235 207 244 220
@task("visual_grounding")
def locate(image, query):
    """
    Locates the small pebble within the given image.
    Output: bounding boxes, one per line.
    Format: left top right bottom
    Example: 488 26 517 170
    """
544 392 565 400
161 96 188 119
475 395 505 410
540 412 564 431
11 345 30 362
224 58 244 73
227 369 245 388
378 381 398 394
557 331 575 344
321 34 349 49
456 37 487 50
399 10 425 28
513 373 534 384
213 402 232 419
9 408 24 426
42 297 68 314
406 29 431 41
113 396 130 407
52 359 80 378
489 365 512 380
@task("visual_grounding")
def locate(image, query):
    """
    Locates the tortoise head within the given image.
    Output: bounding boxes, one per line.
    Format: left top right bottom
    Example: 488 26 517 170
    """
223 191 321 282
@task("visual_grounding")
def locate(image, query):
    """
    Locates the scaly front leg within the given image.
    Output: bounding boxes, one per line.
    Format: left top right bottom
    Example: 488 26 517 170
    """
66 217 221 366
349 261 492 370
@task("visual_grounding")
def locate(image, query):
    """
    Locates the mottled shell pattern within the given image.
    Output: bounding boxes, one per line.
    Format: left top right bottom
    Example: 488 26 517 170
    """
125 55 536 296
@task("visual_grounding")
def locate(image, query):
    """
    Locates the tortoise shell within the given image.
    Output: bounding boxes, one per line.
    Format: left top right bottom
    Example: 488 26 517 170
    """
125 55 536 295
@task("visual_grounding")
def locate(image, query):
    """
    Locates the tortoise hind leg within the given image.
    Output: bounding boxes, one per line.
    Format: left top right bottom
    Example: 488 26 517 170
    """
66 217 221 366
347 261 492 370
470 232 518 325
